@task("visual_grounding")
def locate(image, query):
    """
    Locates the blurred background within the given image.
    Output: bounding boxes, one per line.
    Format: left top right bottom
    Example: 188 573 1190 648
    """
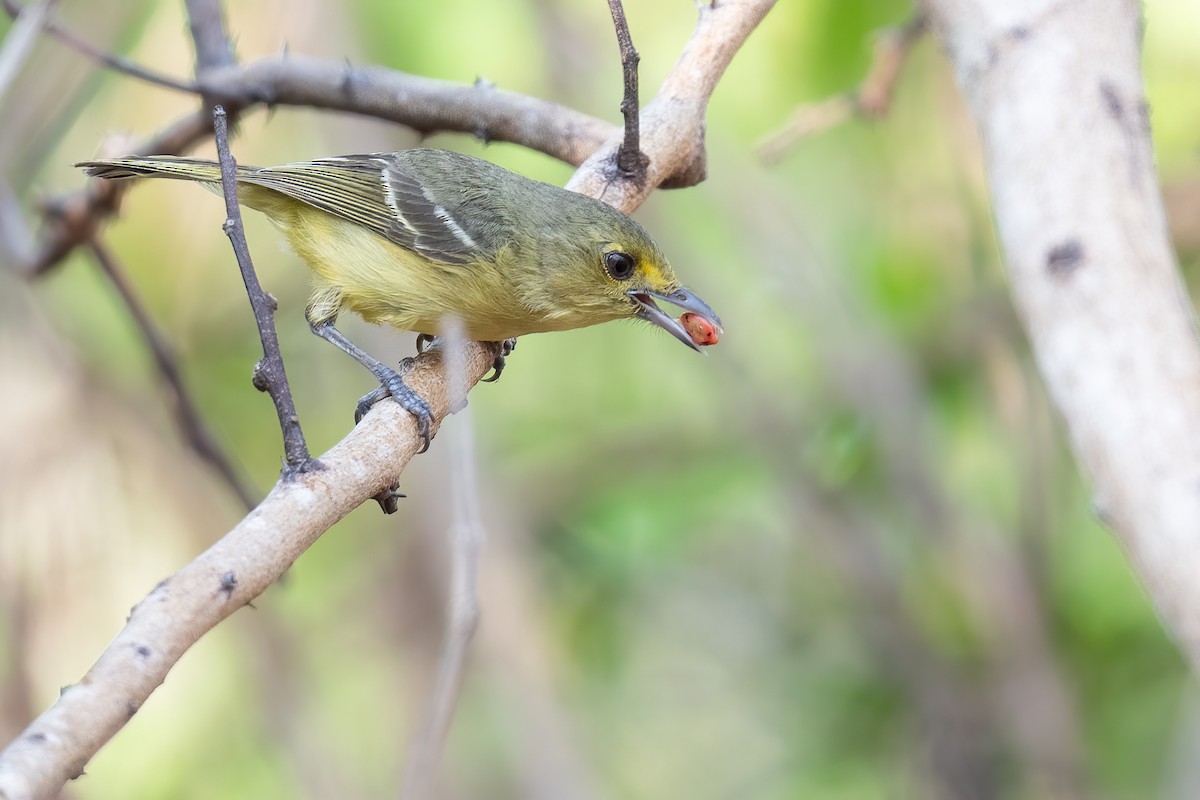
2 1 1200 798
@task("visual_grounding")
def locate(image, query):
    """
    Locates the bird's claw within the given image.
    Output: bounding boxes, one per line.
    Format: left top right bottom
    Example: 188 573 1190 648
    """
482 338 518 383
415 333 435 354
354 362 434 453
354 387 388 424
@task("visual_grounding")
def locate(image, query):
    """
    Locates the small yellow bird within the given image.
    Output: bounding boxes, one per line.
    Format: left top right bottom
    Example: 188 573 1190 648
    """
78 149 721 447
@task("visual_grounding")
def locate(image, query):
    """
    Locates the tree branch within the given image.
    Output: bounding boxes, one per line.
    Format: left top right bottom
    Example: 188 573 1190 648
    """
184 0 235 112
565 0 777 210
213 105 312 473
758 14 925 163
0 339 501 800
924 0 1200 671
0 0 58 105
1 0 197 94
200 55 618 164
605 0 647 180
25 109 212 276
88 237 257 510
0 176 34 268
183 0 234 73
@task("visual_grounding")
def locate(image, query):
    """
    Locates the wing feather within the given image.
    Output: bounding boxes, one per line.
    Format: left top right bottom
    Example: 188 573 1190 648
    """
242 154 487 266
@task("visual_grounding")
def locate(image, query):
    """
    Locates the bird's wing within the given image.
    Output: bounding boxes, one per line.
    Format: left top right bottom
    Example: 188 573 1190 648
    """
244 155 492 266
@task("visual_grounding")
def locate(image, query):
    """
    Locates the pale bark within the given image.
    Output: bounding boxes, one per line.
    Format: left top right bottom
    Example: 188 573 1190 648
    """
925 0 1200 666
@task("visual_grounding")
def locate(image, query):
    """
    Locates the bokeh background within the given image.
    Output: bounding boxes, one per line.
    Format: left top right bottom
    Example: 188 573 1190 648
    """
2 1 1200 798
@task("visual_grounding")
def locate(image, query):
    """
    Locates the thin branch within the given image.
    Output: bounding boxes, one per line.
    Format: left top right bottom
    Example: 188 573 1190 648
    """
758 95 856 162
0 339 502 800
183 0 234 73
400 319 485 800
605 0 647 180
565 0 778 211
200 56 618 165
0 0 58 104
87 236 257 511
0 176 34 268
758 14 925 163
213 105 312 473
26 109 212 276
184 0 234 113
1 0 197 94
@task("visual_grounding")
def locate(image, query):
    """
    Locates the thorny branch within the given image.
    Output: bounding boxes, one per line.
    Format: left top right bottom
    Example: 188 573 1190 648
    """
0 0 58 104
758 14 926 163
1 0 196 93
184 0 235 111
28 109 212 275
606 0 648 180
183 0 234 73
213 105 313 473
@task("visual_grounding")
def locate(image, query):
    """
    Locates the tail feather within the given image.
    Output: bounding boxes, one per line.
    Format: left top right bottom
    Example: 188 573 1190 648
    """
75 156 255 183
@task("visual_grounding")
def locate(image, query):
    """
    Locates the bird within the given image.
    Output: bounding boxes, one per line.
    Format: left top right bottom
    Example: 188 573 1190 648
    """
78 148 722 450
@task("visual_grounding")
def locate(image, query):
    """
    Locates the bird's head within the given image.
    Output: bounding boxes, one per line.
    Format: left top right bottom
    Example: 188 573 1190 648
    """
540 207 723 352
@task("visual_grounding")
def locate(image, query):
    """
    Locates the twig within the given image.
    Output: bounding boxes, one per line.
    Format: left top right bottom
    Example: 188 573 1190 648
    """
183 0 234 73
400 319 485 800
757 95 856 162
758 14 925 163
565 0 777 211
184 0 234 112
27 109 212 276
0 0 58 105
87 237 258 511
1 0 197 94
212 105 312 474
0 176 34 268
605 0 647 180
0 339 502 800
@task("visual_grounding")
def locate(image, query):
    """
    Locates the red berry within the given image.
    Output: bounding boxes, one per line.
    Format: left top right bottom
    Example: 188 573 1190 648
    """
680 312 720 346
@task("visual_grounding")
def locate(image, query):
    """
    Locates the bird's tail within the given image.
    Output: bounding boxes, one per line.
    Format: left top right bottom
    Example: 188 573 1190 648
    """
76 156 253 184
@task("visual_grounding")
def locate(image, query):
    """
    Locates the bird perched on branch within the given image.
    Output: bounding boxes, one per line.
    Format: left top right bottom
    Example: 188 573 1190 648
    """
78 148 722 449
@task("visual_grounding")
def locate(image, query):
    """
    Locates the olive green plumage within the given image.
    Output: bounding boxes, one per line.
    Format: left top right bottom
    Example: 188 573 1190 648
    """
77 149 718 348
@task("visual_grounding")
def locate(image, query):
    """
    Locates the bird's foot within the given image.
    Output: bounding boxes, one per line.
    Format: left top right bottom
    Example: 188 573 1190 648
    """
415 333 435 354
482 338 518 383
354 361 434 453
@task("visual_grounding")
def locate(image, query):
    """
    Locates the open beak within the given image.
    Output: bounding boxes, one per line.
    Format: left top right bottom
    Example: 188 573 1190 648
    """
628 287 723 353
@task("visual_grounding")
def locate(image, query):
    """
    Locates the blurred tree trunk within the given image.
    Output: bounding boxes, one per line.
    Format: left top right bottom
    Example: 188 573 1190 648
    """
925 0 1200 670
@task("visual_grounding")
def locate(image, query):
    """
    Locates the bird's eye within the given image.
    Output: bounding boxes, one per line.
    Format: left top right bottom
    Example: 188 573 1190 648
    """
604 250 636 281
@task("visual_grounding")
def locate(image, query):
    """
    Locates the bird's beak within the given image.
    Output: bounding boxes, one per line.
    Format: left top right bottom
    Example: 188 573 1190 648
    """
628 287 723 353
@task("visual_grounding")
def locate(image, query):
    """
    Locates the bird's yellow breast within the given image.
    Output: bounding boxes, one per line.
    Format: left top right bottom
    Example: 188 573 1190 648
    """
260 198 548 340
